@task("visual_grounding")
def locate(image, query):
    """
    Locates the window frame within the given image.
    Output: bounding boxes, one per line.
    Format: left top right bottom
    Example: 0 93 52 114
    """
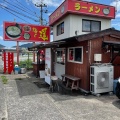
57 22 64 36
68 47 83 64
82 19 101 32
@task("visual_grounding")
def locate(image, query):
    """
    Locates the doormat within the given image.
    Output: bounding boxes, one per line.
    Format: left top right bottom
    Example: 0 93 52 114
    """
33 81 49 88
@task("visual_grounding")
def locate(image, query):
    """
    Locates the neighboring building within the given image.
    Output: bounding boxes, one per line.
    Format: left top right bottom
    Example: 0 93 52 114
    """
2 47 22 56
0 44 5 56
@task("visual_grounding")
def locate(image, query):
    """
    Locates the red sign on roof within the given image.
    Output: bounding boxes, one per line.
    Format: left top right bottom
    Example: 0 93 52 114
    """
4 21 50 42
49 0 115 26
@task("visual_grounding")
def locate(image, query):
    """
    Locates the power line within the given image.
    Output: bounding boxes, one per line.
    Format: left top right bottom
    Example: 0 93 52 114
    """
0 4 31 23
26 0 40 18
15 0 38 16
0 0 49 25
1 0 50 25
35 2 48 25
0 4 38 22
3 0 39 18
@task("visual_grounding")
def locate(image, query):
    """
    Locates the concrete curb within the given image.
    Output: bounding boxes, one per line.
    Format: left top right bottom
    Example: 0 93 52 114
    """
0 79 8 120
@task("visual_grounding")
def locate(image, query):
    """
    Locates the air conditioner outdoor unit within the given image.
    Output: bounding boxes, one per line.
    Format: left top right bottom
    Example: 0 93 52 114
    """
90 64 114 95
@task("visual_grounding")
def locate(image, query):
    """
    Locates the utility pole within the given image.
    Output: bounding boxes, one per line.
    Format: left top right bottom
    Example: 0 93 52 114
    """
35 2 47 25
34 2 47 77
33 2 47 62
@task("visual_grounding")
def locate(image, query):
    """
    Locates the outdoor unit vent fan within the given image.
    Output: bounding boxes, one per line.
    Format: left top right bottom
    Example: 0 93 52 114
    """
97 72 109 89
90 65 113 94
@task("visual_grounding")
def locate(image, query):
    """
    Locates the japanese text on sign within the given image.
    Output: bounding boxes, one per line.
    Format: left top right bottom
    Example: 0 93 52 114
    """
32 27 48 41
75 3 101 14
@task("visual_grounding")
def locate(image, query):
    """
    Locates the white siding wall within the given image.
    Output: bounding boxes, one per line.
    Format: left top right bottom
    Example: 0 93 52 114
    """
53 15 71 41
69 14 111 36
55 63 65 79
53 14 111 41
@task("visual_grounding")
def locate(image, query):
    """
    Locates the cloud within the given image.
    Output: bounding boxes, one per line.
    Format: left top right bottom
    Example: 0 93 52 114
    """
0 36 3 40
112 23 120 27
116 13 120 18
31 0 64 7
110 1 120 12
1 24 3 28
47 12 52 16
1 2 8 6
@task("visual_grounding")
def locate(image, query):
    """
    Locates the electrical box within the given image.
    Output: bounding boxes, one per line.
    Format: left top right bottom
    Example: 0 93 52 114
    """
94 54 102 62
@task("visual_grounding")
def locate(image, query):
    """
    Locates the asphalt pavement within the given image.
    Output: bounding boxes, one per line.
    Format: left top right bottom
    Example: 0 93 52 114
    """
0 71 120 120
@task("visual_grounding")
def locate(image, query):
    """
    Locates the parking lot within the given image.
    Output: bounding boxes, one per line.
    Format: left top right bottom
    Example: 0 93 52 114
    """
0 71 120 120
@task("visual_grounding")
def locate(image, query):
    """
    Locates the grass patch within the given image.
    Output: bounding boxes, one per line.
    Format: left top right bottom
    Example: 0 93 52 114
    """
15 78 23 80
1 76 8 84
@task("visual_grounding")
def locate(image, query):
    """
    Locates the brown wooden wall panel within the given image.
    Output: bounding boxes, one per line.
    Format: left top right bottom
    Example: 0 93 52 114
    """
114 66 120 79
32 63 45 76
90 35 120 79
66 41 89 90
113 56 120 64
64 35 120 91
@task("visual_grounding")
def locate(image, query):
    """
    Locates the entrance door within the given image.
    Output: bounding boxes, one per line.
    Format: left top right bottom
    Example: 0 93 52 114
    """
54 48 65 79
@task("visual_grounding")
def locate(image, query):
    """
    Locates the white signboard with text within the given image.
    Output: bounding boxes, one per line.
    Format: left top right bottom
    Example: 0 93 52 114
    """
45 48 51 85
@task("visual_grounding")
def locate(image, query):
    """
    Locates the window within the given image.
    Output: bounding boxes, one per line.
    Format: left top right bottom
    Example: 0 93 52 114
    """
68 47 83 63
82 20 90 32
57 22 64 36
56 48 65 64
82 19 101 32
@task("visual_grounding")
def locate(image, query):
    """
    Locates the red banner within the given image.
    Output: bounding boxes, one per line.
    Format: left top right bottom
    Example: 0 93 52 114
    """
3 52 14 74
4 21 50 42
49 0 115 26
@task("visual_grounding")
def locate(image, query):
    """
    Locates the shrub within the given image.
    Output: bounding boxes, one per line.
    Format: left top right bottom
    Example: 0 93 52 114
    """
14 59 33 69
1 76 8 84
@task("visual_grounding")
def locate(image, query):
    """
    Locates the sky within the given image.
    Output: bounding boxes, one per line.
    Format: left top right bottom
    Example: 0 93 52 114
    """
0 0 120 47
